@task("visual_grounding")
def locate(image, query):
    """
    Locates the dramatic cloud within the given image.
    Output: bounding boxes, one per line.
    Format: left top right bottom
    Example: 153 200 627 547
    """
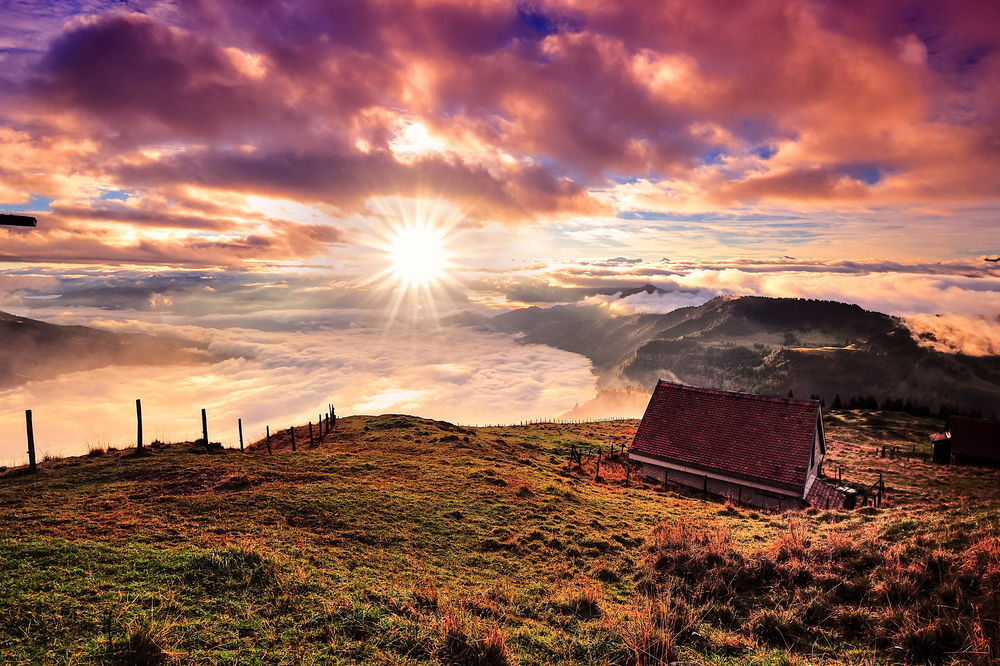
529 258 1000 317
583 288 714 315
906 314 1000 357
1 0 998 268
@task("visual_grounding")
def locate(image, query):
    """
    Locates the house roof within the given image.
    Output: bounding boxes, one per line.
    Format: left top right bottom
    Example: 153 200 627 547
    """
950 416 1000 460
629 380 821 493
805 478 848 510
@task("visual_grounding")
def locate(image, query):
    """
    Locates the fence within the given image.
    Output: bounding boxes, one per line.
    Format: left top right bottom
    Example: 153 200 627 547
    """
11 399 340 472
8 402 641 473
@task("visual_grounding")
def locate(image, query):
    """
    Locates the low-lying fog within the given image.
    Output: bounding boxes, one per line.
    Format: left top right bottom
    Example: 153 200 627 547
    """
0 322 595 464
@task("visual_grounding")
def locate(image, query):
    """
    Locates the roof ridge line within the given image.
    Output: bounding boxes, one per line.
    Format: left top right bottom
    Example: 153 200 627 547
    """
656 379 820 408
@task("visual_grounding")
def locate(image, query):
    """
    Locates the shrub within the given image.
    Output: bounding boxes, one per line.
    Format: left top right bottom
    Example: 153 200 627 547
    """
553 582 602 620
832 606 870 634
749 608 806 647
434 611 510 665
894 614 965 662
413 579 439 611
112 618 169 665
617 600 676 666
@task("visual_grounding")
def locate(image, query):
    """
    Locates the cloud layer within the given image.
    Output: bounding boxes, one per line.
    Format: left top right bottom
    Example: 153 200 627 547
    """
0 322 594 462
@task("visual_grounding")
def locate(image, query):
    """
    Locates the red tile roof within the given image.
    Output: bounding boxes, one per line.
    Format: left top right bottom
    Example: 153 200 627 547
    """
629 380 822 493
950 416 1000 460
805 478 848 510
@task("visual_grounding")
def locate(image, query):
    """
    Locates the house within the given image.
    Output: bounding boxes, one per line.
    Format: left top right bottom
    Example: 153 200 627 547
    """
930 431 951 464
944 416 1000 466
628 380 827 509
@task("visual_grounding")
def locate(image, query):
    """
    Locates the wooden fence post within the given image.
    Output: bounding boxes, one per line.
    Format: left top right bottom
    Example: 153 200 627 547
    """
309 421 314 445
238 418 244 452
136 399 143 451
266 425 272 454
201 408 208 448
25 409 36 473
290 426 296 452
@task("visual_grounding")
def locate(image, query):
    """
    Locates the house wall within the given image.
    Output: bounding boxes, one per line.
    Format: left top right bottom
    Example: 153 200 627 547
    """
932 440 951 464
953 453 1000 468
640 462 798 510
804 426 824 496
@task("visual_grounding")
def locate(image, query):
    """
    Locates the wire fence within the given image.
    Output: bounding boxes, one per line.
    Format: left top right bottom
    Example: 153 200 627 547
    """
9 401 639 473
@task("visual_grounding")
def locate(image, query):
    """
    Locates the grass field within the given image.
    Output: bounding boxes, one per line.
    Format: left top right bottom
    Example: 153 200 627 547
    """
1 410 998 664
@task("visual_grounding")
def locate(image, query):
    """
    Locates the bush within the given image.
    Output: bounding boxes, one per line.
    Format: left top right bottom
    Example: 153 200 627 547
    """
749 608 806 647
617 600 676 666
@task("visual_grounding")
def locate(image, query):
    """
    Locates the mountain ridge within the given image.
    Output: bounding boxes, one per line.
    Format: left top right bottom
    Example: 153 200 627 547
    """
489 295 1000 416
0 310 225 389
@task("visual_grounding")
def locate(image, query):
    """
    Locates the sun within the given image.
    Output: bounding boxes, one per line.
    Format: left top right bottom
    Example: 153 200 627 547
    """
361 197 465 329
386 222 450 288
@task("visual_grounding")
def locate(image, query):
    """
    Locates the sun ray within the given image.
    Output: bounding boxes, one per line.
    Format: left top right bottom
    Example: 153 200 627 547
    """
354 196 467 333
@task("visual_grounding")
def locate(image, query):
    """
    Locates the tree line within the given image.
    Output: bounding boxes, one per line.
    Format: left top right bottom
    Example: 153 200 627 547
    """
785 390 989 421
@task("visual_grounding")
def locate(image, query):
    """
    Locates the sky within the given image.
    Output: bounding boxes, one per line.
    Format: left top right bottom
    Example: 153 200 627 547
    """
1 0 999 459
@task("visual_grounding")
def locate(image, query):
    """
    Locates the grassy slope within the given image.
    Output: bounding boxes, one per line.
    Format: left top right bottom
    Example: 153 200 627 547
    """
0 412 998 664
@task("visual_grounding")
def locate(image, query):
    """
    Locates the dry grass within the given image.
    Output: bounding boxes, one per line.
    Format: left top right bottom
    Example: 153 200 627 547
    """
0 411 997 664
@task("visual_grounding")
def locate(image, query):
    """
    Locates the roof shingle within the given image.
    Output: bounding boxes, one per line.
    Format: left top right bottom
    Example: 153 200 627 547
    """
629 380 821 493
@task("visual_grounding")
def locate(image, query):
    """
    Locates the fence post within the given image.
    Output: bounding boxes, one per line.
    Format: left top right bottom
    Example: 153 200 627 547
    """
25 409 36 473
309 421 314 445
266 425 272 454
135 399 143 451
238 418 244 452
201 408 209 448
290 426 296 452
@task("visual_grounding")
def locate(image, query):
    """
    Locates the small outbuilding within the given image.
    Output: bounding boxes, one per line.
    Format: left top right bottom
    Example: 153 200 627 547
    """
946 416 1000 466
930 431 951 464
628 380 827 509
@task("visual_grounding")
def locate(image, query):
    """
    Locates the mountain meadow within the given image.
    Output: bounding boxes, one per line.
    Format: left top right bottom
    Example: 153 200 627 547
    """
2 410 998 664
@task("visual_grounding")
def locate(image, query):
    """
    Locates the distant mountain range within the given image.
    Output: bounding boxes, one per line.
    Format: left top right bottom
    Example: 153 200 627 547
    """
486 293 1000 417
0 311 222 389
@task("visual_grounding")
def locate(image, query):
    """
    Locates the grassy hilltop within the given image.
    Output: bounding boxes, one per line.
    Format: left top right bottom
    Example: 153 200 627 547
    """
1 412 999 664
